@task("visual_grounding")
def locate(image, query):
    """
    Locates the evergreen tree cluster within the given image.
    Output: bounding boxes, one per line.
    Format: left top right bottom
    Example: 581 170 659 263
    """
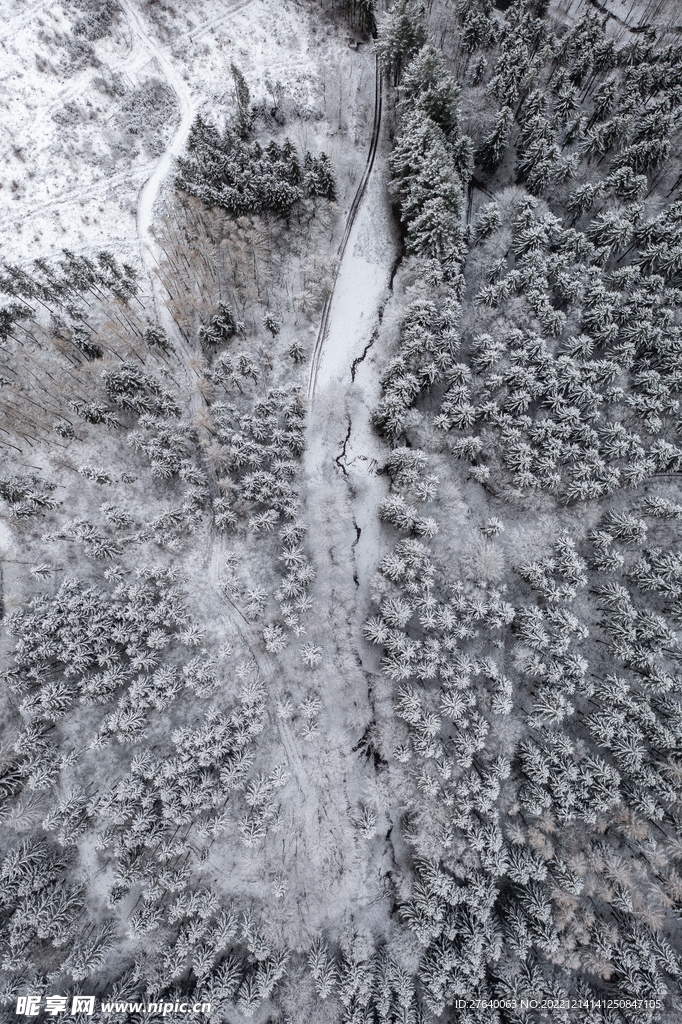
1 837 85 974
442 195 682 500
209 384 306 533
0 475 58 519
373 296 463 439
363 501 682 1016
103 363 180 419
0 559 292 1009
364 1 682 1015
0 250 137 319
64 0 119 42
176 116 336 217
4 568 193 740
380 1 471 267
308 939 426 1021
67 360 181 436
374 1 682 508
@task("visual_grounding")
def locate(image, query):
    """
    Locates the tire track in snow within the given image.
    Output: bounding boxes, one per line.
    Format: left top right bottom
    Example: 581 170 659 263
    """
214 586 343 881
308 55 383 402
0 165 156 237
193 0 260 42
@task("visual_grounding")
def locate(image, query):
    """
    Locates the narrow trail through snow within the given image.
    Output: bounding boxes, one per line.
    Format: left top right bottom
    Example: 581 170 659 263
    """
307 58 384 402
119 0 197 338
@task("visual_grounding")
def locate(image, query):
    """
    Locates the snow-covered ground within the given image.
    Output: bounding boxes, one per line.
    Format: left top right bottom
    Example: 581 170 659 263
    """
305 82 400 595
550 0 681 33
292 57 402 934
0 0 360 266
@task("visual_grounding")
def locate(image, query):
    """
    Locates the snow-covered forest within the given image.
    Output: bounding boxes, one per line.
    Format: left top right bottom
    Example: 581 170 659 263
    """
3 0 682 1020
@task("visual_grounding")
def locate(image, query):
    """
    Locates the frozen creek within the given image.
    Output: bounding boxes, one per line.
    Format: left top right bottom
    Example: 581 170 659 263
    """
305 58 400 620
299 55 403 922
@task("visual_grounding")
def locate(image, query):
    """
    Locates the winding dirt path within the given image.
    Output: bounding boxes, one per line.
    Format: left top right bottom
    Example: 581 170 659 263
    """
118 0 337 920
118 0 197 332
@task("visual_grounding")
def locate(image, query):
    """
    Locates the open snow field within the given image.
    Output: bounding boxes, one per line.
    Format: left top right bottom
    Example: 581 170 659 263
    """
0 0 370 266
